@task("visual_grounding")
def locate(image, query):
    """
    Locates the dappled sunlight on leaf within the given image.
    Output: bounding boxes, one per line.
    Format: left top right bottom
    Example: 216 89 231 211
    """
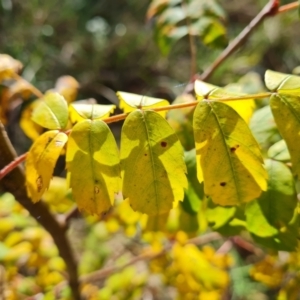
32 92 69 130
193 101 267 206
66 119 121 215
121 110 187 215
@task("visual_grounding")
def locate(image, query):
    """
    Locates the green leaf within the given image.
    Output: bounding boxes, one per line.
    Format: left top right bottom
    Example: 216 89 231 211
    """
66 120 121 215
69 103 116 123
116 91 169 117
179 208 199 232
251 212 298 251
270 94 300 178
249 105 280 150
194 80 255 124
246 159 297 238
181 149 203 215
265 70 300 94
193 101 267 206
267 139 290 162
25 130 68 202
121 110 187 215
191 17 227 49
205 198 236 229
32 92 69 130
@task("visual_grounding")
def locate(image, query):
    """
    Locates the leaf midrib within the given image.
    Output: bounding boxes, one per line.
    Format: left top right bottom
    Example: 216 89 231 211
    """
209 102 241 203
142 111 160 215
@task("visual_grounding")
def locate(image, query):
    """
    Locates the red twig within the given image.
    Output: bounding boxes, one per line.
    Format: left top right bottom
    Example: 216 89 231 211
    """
277 1 299 14
0 153 27 180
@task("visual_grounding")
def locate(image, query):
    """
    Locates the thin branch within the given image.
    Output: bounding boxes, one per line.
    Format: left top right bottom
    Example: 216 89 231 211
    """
59 206 80 229
277 1 299 14
0 122 80 300
0 153 27 180
199 0 280 82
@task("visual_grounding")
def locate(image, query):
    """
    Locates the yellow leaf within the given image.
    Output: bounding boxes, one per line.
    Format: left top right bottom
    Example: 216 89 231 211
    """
194 80 255 124
121 110 187 215
69 103 116 123
66 119 121 215
20 101 43 141
0 54 23 81
193 101 267 206
9 80 35 100
117 91 169 117
25 130 68 202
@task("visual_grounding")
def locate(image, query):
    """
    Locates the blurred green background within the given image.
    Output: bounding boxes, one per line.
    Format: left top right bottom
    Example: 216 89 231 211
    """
1 0 300 103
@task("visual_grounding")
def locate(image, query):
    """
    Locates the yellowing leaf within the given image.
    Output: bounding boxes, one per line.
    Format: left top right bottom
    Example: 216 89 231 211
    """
32 92 68 130
9 80 35 100
66 119 121 215
265 70 300 94
270 94 300 177
54 75 79 104
69 103 116 123
20 101 43 141
116 91 169 117
25 130 68 202
0 54 23 81
121 110 187 215
193 101 267 206
194 80 255 124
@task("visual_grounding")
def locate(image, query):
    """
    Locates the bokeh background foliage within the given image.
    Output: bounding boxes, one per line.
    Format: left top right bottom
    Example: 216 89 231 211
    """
1 0 300 299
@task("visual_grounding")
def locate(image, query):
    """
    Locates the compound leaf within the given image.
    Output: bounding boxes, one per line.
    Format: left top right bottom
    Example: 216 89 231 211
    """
25 130 68 202
270 94 300 178
193 101 267 206
32 92 68 130
117 91 169 117
66 120 120 215
246 159 297 238
121 110 187 215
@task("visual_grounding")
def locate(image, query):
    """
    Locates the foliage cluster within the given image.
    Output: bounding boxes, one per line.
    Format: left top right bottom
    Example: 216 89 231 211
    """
1 1 300 300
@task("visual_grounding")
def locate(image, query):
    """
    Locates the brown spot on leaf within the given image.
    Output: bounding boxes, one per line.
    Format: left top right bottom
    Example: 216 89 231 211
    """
144 153 148 156
220 182 226 187
230 145 239 153
161 141 167 147
36 176 43 192
94 186 99 194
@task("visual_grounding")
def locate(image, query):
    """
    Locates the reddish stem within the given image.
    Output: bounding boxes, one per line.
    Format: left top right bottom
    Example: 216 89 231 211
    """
277 1 299 14
0 153 27 180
